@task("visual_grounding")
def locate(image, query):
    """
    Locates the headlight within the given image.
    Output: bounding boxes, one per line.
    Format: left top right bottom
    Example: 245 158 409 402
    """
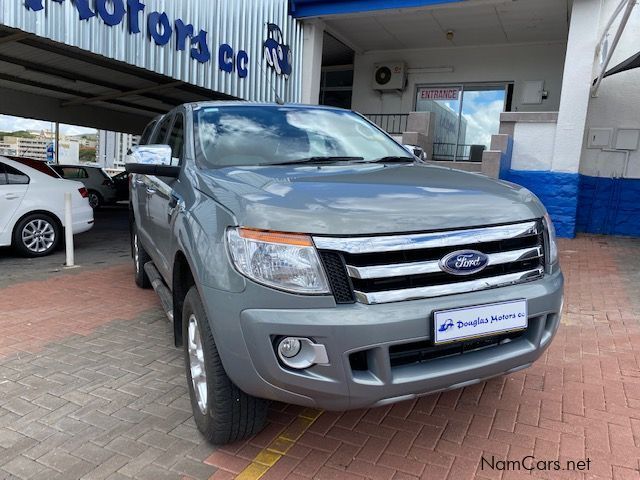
226 227 330 294
543 212 558 265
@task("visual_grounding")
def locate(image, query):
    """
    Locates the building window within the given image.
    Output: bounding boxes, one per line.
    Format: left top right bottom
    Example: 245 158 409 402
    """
320 66 353 109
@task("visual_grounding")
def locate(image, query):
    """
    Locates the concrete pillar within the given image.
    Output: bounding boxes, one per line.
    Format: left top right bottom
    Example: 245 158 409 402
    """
300 21 324 105
552 0 602 172
402 112 435 159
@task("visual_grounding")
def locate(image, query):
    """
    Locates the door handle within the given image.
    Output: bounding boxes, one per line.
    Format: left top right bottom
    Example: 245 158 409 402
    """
5 194 19 200
167 192 185 223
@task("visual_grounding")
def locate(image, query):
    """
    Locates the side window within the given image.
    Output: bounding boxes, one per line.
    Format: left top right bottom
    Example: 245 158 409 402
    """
0 163 7 185
151 115 173 144
167 114 185 166
79 168 89 179
5 164 29 184
139 120 157 145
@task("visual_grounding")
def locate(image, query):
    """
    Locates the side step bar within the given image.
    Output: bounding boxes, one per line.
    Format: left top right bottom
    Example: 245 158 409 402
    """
144 262 174 323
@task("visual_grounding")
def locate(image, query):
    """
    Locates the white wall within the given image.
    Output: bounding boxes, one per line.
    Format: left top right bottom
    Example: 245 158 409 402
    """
511 123 557 171
351 42 567 115
580 1 640 179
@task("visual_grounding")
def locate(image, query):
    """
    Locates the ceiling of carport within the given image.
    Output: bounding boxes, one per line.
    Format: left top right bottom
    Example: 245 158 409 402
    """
0 27 233 134
322 0 571 52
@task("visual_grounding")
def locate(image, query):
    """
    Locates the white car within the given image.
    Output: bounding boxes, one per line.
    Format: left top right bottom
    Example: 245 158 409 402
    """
0 157 94 257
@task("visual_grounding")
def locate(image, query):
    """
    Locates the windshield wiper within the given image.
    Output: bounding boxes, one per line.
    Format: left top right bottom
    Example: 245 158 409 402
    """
270 156 364 166
367 156 416 164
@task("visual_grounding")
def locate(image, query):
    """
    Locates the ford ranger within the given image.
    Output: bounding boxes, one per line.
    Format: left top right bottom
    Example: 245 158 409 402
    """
125 103 563 444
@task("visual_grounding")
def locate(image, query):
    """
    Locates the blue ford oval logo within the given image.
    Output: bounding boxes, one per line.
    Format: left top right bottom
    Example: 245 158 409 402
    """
439 250 489 276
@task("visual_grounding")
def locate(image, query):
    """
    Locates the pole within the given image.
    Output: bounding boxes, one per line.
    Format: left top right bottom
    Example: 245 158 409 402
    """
64 192 75 267
55 122 60 164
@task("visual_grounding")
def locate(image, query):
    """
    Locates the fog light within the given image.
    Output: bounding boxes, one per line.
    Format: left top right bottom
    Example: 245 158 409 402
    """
275 337 329 370
278 338 301 358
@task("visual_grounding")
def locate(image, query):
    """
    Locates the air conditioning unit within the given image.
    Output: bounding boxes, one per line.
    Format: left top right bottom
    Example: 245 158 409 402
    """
372 62 406 91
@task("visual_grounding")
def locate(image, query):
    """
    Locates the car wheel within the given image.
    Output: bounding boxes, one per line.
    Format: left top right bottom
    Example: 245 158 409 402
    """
13 213 61 257
88 191 102 209
132 228 151 288
182 287 268 444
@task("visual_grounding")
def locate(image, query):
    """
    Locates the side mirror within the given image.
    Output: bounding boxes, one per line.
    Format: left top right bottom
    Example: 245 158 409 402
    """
403 144 426 161
125 145 180 177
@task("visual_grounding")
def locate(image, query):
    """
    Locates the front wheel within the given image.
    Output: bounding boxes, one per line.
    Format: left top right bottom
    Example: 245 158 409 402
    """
182 287 268 444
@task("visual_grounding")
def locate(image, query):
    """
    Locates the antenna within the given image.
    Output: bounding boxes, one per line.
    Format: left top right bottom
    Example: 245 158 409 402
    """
259 22 286 105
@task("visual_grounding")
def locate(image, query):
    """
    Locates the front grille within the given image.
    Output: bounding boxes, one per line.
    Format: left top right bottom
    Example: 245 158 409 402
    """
314 220 545 305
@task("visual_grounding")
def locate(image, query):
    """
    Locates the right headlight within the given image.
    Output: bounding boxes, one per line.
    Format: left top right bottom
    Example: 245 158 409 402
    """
226 227 330 295
543 212 558 265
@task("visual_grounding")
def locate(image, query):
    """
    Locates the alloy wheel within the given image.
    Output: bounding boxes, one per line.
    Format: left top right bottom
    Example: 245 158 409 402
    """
188 314 208 414
22 219 56 254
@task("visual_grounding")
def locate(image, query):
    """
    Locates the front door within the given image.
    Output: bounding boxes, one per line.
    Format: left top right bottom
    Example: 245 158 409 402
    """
150 112 186 281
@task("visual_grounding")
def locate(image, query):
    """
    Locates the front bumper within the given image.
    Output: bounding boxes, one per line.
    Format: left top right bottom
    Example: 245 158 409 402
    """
203 269 563 410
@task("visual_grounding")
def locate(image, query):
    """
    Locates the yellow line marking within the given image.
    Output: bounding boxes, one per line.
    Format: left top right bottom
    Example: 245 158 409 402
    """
235 408 324 480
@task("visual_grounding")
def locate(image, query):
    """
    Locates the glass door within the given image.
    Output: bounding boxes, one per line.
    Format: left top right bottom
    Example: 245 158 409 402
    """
456 86 506 162
416 86 462 161
416 84 508 161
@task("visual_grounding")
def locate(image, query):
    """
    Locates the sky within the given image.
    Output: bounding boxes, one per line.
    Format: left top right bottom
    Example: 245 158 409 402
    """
0 114 97 136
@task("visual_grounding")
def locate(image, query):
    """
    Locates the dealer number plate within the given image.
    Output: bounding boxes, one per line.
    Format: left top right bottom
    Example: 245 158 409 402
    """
433 299 528 345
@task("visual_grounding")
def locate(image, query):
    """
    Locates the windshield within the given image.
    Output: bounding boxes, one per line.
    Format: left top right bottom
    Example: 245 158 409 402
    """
194 106 412 168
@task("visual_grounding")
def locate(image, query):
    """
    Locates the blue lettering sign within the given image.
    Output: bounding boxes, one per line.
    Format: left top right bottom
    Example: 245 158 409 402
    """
237 50 249 78
23 1 290 80
24 0 43 11
148 11 172 46
74 0 96 20
126 0 145 34
175 19 194 51
96 0 126 27
219 43 234 73
191 30 211 63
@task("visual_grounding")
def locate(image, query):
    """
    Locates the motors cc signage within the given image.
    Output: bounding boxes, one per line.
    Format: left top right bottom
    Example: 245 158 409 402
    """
24 0 292 80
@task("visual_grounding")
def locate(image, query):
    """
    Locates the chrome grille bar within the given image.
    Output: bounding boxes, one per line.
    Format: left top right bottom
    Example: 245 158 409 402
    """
346 246 542 280
313 221 538 254
354 268 544 305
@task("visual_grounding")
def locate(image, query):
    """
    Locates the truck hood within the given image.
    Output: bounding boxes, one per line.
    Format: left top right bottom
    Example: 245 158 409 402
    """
196 163 545 235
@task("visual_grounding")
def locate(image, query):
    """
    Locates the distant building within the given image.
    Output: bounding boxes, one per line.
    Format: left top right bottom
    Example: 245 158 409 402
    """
97 131 140 169
0 133 80 163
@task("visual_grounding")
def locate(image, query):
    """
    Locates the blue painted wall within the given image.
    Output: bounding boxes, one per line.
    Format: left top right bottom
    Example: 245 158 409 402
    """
502 170 580 238
289 0 462 17
577 176 640 237
501 171 640 238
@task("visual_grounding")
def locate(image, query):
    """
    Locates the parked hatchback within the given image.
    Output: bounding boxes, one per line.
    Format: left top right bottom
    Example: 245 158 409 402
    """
51 164 117 209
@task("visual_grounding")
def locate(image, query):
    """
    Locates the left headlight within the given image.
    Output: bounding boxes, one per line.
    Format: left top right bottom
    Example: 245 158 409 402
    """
226 227 330 295
543 212 559 265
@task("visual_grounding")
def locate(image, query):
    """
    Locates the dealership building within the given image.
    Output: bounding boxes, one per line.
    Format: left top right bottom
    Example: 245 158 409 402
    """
0 0 638 237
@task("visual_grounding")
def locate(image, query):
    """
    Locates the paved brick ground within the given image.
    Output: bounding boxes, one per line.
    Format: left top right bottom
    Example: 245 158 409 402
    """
1 213 639 480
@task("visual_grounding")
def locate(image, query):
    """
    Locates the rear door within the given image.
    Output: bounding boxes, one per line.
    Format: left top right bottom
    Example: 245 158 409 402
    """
0 162 29 241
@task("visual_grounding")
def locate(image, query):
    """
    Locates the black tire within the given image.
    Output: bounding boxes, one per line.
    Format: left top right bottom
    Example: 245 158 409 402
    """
132 228 151 288
182 287 268 444
87 190 102 210
13 213 61 257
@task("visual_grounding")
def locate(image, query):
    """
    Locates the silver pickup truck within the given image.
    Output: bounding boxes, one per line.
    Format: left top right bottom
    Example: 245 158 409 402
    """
126 102 563 444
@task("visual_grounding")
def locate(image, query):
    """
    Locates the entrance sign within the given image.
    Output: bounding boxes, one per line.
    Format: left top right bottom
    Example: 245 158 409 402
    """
418 87 460 101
